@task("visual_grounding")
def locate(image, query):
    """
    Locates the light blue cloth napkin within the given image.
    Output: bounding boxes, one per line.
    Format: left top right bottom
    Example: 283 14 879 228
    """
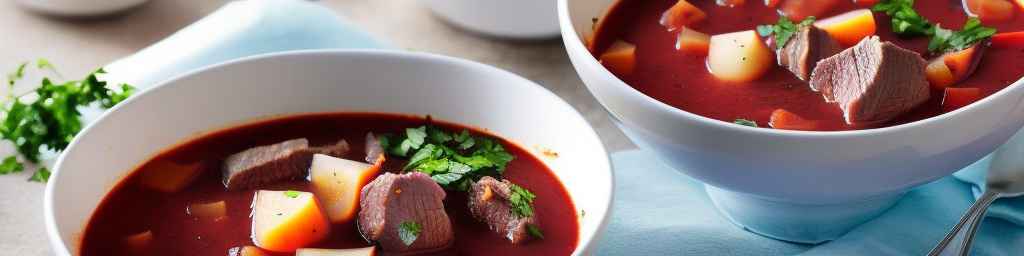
598 150 1024 255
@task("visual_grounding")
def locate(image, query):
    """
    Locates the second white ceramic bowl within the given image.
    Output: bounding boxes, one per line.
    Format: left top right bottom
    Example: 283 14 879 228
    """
420 0 560 39
560 0 1024 243
45 50 612 255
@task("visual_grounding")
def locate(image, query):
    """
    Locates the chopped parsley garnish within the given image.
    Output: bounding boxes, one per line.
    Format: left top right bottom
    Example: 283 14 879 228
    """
380 125 514 191
527 224 545 239
734 119 758 127
872 0 933 36
757 16 816 49
0 156 24 175
509 184 537 218
929 18 997 53
398 221 422 246
283 190 301 198
0 60 135 183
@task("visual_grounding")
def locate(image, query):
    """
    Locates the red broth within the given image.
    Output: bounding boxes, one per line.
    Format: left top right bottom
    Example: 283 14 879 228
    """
592 0 1024 131
79 113 579 256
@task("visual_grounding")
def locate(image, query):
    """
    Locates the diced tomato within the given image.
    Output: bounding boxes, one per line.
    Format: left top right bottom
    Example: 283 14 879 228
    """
676 27 711 55
780 0 840 20
660 0 707 31
717 0 746 7
764 0 782 7
926 59 957 90
965 0 1016 22
769 109 821 131
991 31 1024 48
599 40 638 76
942 87 982 112
854 0 879 7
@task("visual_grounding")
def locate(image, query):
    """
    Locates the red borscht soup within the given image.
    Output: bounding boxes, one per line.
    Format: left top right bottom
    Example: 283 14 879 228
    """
591 0 1024 131
80 113 578 256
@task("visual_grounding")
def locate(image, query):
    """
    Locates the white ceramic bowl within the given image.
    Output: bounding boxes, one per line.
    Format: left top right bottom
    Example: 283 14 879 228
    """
419 0 559 39
44 50 612 255
14 0 149 17
560 0 1024 243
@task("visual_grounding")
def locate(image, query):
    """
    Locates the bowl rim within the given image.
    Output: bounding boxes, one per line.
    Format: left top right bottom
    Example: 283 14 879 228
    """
44 49 614 256
557 0 1024 139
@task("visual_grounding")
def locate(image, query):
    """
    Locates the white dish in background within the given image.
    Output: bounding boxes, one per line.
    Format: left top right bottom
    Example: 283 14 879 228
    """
14 0 150 17
44 50 612 255
419 0 559 39
559 0 1024 243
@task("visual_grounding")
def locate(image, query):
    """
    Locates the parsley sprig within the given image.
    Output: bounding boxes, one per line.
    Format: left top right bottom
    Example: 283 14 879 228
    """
872 0 933 36
757 16 816 50
0 60 135 182
929 18 997 53
380 125 514 191
872 0 996 53
398 220 422 246
509 183 537 218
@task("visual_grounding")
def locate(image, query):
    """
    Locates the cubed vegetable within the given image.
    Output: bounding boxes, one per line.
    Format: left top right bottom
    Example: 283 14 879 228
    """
943 44 985 81
599 40 638 76
136 161 202 193
780 0 840 20
187 200 227 221
926 59 957 89
309 154 382 223
707 30 774 82
123 230 153 254
764 0 781 8
965 0 1016 22
296 247 377 256
716 0 745 7
230 246 272 256
854 0 880 7
676 27 711 55
252 190 331 252
815 9 877 47
660 0 707 31
991 31 1024 48
943 87 983 111
769 109 821 131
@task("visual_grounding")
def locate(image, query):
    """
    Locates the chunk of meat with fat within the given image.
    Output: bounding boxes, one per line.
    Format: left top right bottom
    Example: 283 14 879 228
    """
358 172 453 253
467 177 538 244
809 36 930 125
778 25 843 81
222 138 349 190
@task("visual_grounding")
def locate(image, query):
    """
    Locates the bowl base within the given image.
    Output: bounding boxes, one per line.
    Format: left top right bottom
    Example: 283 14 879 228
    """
705 185 904 244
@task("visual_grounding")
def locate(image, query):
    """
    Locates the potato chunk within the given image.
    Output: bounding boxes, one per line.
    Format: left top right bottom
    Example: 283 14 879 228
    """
187 200 227 221
252 190 331 252
309 154 382 223
136 160 202 193
297 247 377 256
707 30 773 82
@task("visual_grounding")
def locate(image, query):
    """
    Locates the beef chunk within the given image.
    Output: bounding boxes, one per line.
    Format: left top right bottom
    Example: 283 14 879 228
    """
809 36 930 125
358 172 453 253
222 138 349 190
778 25 843 81
467 177 538 244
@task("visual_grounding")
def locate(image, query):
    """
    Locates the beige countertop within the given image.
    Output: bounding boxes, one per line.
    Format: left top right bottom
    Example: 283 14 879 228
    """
0 0 632 254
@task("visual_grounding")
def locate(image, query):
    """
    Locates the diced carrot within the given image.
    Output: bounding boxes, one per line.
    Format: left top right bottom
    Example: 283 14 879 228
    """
599 40 638 76
769 109 822 131
926 59 957 90
991 31 1024 48
123 230 153 254
230 246 272 256
966 0 1016 22
309 154 382 223
716 0 746 7
252 190 331 252
854 0 879 7
660 0 707 31
187 201 227 221
676 27 711 55
764 0 782 8
136 160 202 193
942 87 983 112
815 9 877 47
943 44 985 80
296 247 377 256
780 0 840 21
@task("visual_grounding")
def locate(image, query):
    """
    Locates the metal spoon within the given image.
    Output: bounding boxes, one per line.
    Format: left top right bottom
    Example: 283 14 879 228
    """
928 130 1024 256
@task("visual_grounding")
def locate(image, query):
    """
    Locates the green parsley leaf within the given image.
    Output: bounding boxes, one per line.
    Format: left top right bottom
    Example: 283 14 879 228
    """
527 224 545 239
757 16 816 49
734 119 758 127
928 18 997 53
381 125 517 191
873 0 933 36
427 126 453 143
28 167 50 183
283 190 301 198
398 221 422 246
0 156 24 174
453 130 475 150
509 184 537 218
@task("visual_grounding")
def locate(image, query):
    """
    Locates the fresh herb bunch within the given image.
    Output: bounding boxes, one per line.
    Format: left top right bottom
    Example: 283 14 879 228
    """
0 60 135 182
929 18 997 53
379 125 515 191
509 183 537 218
872 0 933 36
757 16 816 50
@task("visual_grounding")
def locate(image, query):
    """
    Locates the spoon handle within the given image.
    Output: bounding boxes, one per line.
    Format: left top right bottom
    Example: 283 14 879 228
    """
928 190 1000 256
957 191 1000 255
